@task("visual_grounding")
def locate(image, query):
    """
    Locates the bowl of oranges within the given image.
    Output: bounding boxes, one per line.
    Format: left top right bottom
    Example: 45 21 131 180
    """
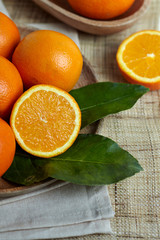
0 12 84 195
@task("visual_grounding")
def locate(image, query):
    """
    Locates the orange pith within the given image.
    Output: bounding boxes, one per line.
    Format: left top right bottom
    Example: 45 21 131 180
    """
10 85 81 158
116 30 160 90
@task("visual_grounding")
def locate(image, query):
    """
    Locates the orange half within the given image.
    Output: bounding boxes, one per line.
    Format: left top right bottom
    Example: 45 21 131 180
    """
116 30 160 90
10 85 81 158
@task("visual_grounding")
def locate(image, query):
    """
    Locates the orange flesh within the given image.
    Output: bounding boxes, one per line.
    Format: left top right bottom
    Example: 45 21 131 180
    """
123 33 160 78
15 90 76 152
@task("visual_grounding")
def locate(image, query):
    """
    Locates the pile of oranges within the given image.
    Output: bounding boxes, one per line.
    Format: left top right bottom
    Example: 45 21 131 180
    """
1 8 160 177
0 12 83 176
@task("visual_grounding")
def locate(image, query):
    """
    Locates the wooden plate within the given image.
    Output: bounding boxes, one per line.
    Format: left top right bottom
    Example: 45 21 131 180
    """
32 0 151 35
0 26 98 198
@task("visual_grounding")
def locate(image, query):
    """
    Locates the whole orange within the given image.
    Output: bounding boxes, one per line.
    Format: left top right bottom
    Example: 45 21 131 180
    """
12 30 83 92
0 118 16 177
68 0 135 20
0 12 20 59
0 56 23 120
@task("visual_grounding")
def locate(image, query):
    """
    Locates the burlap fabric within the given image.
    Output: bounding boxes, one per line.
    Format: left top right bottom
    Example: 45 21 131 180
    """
3 0 160 239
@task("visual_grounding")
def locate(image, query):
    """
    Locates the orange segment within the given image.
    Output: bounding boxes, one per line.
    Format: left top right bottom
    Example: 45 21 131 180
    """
10 85 81 158
116 30 160 90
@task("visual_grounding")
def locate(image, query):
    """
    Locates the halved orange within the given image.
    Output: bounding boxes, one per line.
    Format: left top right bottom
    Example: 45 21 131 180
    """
10 85 81 158
116 30 160 90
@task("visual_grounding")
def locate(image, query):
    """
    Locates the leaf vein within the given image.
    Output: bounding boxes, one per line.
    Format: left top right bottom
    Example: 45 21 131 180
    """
80 93 140 111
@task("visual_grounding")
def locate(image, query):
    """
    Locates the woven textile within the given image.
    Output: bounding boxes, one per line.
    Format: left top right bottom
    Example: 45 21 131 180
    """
3 0 160 239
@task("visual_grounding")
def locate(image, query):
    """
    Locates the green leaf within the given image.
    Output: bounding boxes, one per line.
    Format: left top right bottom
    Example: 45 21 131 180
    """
70 82 149 128
3 150 48 185
3 134 143 186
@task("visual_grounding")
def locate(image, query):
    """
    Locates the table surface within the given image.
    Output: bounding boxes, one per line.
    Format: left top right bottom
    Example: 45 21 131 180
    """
3 0 160 239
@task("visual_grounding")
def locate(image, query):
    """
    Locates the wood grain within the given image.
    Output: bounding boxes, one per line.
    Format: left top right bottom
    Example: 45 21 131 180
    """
32 0 151 35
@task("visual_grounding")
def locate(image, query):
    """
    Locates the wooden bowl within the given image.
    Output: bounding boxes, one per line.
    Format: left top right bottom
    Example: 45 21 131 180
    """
0 25 99 198
32 0 151 35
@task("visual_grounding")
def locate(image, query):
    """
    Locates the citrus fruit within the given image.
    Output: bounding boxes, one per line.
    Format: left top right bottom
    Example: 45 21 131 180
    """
0 56 23 120
0 12 20 59
12 30 83 92
116 30 160 90
67 0 135 20
0 118 16 177
10 84 81 158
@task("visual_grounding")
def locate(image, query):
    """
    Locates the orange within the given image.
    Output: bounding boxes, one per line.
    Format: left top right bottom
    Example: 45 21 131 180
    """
12 30 83 92
10 84 81 158
0 12 20 59
0 118 16 177
67 0 135 20
0 56 23 120
116 30 160 91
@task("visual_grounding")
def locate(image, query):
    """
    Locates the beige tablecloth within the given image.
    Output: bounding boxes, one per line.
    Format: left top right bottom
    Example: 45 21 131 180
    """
3 0 160 239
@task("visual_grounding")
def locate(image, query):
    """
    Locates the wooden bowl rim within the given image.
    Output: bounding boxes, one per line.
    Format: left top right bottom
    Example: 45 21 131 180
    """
0 179 56 194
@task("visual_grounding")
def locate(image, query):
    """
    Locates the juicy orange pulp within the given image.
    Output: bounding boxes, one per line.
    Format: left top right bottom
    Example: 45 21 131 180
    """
117 30 160 90
10 85 81 158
